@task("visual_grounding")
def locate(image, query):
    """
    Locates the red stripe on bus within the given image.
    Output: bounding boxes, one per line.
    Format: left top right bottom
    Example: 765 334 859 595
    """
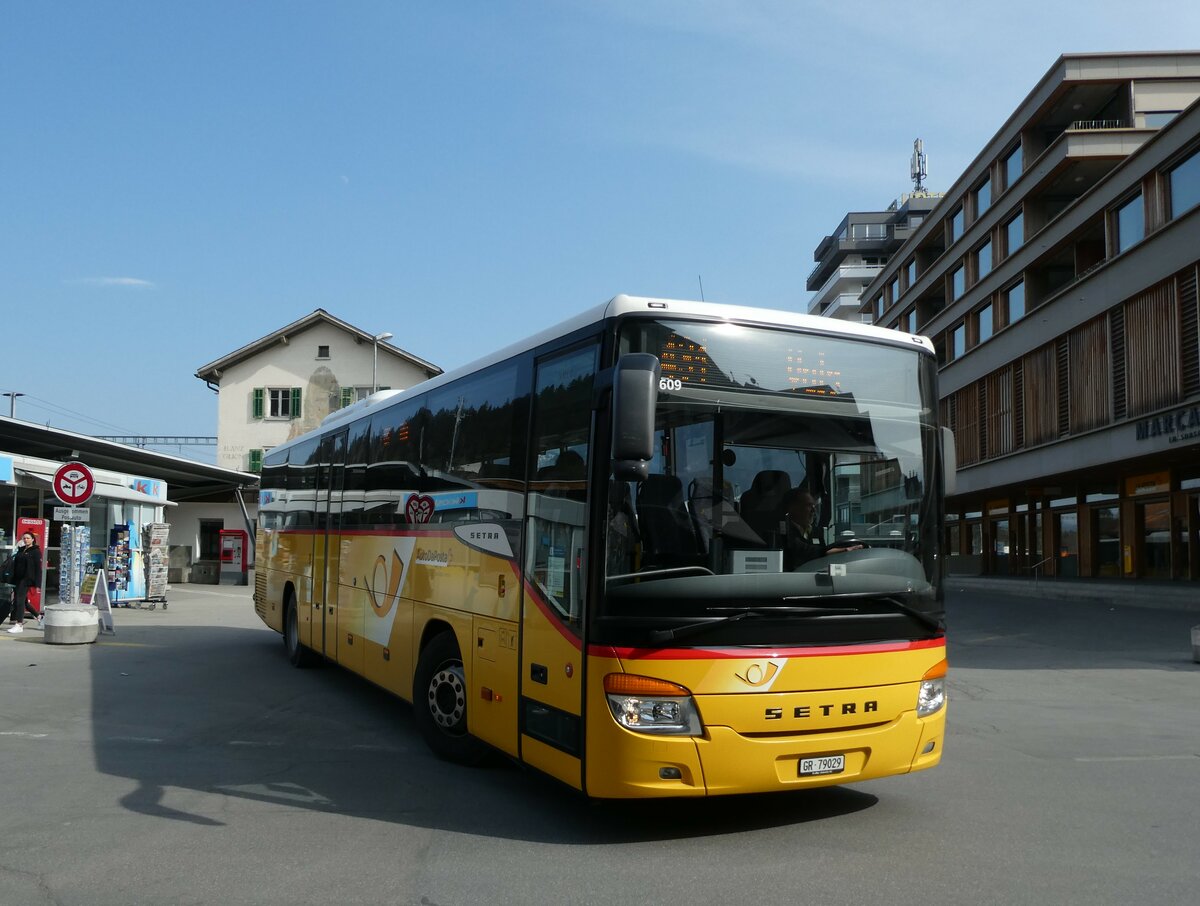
523 579 584 652
589 637 945 660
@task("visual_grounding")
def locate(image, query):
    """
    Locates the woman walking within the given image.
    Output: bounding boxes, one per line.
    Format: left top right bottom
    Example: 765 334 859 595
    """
5 531 42 634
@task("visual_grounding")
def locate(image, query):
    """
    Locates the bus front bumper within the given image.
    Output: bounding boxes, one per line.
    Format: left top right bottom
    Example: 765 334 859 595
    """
585 707 945 799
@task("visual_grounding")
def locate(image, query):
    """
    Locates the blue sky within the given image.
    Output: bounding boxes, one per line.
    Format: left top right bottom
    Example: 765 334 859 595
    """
3 1 1198 462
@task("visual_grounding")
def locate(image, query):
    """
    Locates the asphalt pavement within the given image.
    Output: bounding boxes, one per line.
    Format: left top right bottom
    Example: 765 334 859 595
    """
0 580 1197 906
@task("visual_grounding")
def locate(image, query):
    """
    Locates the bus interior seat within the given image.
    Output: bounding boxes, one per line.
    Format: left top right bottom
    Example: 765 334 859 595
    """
636 474 702 568
739 470 792 544
606 480 639 574
690 477 761 549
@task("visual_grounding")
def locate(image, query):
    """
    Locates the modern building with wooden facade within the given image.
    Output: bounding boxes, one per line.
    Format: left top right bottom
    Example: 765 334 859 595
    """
859 52 1200 580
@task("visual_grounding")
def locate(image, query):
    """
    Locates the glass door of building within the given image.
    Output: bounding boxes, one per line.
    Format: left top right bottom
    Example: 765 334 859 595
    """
1138 499 1171 579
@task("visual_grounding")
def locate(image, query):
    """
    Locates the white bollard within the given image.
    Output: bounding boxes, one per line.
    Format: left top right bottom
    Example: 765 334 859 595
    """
43 605 101 645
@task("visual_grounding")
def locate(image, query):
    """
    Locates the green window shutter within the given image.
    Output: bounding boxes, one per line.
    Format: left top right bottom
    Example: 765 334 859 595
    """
290 387 302 418
252 387 264 419
248 449 263 473
340 387 354 408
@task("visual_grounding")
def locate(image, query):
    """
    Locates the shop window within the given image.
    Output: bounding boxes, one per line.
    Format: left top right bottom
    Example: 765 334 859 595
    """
1140 501 1171 579
1056 511 1078 577
947 523 962 557
1093 506 1121 577
991 518 1010 575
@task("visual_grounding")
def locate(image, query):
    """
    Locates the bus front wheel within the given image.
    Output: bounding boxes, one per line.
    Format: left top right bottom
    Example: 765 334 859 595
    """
284 594 317 668
414 632 488 765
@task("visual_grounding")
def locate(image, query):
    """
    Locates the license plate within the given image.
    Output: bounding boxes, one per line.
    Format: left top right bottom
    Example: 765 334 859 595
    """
799 754 845 776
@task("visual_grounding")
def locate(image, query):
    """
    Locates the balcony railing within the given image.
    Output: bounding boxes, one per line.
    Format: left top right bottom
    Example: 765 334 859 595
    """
1068 118 1126 131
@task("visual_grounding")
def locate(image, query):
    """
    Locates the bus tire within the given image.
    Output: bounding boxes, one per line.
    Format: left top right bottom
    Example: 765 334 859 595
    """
413 632 488 765
284 593 317 669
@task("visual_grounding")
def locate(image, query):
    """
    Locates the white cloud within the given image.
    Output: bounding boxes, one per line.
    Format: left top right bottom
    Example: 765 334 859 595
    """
70 277 157 288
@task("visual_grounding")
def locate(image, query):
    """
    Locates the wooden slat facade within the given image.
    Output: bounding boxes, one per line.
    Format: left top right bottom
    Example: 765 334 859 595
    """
1068 316 1110 433
984 366 1015 458
954 382 980 466
1022 343 1058 447
942 272 1200 469
1124 282 1180 417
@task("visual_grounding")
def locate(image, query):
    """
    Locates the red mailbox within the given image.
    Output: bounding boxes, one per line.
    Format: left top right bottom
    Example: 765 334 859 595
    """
219 529 249 586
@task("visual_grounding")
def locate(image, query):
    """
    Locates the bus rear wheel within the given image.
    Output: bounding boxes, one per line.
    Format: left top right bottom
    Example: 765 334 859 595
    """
414 632 488 765
284 594 317 668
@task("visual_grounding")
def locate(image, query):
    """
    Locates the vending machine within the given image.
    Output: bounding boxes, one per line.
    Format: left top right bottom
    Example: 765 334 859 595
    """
219 529 249 586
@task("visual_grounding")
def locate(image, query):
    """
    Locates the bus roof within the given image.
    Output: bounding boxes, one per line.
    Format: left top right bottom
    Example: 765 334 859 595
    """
289 295 934 450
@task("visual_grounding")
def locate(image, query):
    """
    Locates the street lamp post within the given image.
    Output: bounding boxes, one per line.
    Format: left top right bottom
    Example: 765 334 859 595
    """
3 391 25 418
372 332 393 394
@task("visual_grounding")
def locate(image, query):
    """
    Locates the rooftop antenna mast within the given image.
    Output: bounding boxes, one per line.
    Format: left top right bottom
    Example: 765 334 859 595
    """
911 138 928 193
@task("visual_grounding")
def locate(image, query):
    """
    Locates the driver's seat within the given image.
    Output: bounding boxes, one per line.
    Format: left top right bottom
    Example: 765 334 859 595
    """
739 470 792 544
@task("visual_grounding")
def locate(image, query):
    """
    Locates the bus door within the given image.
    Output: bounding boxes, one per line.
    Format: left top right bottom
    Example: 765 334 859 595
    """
520 342 598 789
318 430 347 660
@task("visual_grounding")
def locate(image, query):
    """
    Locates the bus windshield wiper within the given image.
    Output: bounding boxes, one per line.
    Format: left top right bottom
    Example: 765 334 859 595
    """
872 595 944 633
648 605 861 644
785 593 943 633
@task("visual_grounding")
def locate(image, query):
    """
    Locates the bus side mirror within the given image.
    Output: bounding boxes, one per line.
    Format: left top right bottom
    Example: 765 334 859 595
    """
941 426 957 497
612 353 660 481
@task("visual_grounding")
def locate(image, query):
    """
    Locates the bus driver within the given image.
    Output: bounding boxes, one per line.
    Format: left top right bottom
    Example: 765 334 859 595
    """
782 486 862 570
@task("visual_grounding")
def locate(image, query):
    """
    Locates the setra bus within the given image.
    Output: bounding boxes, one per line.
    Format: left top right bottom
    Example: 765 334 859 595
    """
254 295 953 798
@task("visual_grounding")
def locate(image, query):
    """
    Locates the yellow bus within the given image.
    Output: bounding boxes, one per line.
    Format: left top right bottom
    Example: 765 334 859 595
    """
254 295 952 798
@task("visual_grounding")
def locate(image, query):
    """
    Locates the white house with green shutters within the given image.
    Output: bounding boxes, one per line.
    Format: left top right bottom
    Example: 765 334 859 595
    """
194 309 441 475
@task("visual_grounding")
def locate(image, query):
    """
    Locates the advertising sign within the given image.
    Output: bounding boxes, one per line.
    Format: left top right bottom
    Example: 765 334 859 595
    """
16 516 49 613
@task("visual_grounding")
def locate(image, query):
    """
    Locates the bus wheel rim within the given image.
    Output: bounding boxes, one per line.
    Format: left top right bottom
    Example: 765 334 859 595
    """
428 664 466 732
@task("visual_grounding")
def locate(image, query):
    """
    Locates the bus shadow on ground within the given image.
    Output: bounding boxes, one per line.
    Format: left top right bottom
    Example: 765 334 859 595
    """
88 624 878 844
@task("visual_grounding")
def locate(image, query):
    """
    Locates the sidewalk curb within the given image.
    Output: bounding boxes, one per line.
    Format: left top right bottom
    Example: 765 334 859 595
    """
947 576 1200 613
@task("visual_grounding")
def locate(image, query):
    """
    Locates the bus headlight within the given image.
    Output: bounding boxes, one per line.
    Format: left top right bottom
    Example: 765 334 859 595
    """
917 658 947 717
604 674 703 736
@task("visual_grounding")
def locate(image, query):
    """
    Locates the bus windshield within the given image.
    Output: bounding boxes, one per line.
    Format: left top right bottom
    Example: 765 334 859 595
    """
600 317 943 647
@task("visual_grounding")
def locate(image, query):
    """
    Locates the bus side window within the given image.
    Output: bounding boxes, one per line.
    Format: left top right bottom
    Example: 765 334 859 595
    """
527 343 598 625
